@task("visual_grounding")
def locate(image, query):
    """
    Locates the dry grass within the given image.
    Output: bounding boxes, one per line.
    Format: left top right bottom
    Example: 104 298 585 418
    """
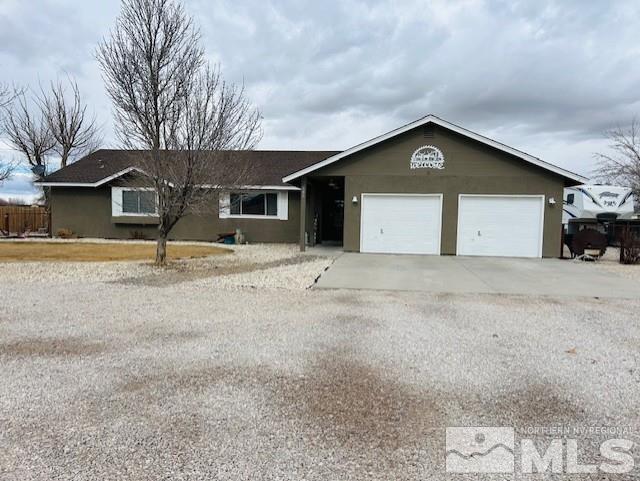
0 241 230 262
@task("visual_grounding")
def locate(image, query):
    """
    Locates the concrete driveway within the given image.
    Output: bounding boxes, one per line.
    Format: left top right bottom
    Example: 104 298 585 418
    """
316 253 640 298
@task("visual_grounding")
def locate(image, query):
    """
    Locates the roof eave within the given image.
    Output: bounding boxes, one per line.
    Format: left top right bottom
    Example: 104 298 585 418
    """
37 166 146 188
38 180 301 191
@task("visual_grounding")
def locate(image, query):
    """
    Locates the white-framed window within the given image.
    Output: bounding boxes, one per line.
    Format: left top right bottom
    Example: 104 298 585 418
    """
111 187 158 216
219 191 288 220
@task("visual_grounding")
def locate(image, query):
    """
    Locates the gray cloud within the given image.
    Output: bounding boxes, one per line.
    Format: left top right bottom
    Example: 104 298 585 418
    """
2 0 640 200
191 0 640 149
0 171 39 203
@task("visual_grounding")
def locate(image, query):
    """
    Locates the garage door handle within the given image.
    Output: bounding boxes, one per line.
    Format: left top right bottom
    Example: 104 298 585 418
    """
477 230 481 237
380 228 384 234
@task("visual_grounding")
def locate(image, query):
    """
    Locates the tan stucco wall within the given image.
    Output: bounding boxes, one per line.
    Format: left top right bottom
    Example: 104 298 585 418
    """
311 124 565 257
50 187 301 243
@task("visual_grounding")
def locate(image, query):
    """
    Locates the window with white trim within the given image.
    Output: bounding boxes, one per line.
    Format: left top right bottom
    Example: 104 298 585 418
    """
230 192 277 216
112 187 158 216
220 191 288 220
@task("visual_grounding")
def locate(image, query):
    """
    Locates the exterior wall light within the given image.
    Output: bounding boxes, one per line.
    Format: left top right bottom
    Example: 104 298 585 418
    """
352 196 358 204
548 197 556 205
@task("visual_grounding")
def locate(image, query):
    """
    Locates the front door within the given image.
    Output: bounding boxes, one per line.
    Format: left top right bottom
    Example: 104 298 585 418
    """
321 190 344 243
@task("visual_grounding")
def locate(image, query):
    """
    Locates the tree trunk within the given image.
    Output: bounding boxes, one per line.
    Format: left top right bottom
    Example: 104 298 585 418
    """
155 232 167 266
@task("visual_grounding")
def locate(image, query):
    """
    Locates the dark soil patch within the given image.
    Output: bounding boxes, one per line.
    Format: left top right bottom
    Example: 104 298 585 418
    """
112 351 587 457
114 255 323 287
0 337 107 357
118 366 232 397
127 328 203 344
19 346 592 480
476 383 587 428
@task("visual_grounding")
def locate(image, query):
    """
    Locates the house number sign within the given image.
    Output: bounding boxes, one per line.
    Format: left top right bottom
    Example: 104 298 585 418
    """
410 145 445 170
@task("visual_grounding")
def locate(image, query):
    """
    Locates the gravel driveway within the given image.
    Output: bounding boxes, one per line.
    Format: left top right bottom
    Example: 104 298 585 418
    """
1 255 639 479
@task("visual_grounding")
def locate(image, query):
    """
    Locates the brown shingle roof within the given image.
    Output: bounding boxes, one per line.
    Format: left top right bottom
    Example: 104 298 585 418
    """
41 149 340 187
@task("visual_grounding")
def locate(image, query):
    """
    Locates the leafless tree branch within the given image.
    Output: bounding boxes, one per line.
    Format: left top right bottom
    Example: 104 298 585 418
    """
0 83 16 110
97 0 262 266
0 157 16 184
39 77 103 168
0 83 18 183
594 118 640 198
1 90 56 173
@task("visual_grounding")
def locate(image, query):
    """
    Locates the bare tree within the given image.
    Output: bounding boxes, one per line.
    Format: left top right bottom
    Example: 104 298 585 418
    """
97 0 261 265
40 78 102 168
2 91 56 175
594 118 640 196
0 83 18 183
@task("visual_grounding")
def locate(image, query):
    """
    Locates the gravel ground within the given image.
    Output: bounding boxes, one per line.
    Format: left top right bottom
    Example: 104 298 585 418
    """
564 245 640 281
0 241 336 289
595 247 640 280
0 265 639 480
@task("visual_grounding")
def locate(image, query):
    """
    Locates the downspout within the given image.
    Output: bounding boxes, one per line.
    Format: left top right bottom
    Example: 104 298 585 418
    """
299 177 307 252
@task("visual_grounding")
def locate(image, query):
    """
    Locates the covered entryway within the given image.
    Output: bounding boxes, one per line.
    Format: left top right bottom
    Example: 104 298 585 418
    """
360 193 442 255
306 176 345 247
457 195 544 258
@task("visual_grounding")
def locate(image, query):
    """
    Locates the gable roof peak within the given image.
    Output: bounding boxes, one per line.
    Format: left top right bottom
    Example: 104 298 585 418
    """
282 114 588 184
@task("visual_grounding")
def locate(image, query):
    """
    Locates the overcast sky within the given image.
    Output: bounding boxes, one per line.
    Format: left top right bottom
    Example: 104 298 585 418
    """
1 0 639 201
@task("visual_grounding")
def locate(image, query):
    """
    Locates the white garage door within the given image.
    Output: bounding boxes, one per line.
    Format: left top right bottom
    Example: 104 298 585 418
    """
360 194 442 255
457 195 544 258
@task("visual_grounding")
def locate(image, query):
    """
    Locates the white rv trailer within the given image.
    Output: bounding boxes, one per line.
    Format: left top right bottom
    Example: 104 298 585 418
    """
563 185 637 229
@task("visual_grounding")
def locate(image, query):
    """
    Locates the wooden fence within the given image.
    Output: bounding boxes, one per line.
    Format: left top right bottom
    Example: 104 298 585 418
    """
0 206 50 236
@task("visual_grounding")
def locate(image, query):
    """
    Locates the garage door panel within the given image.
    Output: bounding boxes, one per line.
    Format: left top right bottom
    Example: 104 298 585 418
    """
457 195 544 258
361 194 442 255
